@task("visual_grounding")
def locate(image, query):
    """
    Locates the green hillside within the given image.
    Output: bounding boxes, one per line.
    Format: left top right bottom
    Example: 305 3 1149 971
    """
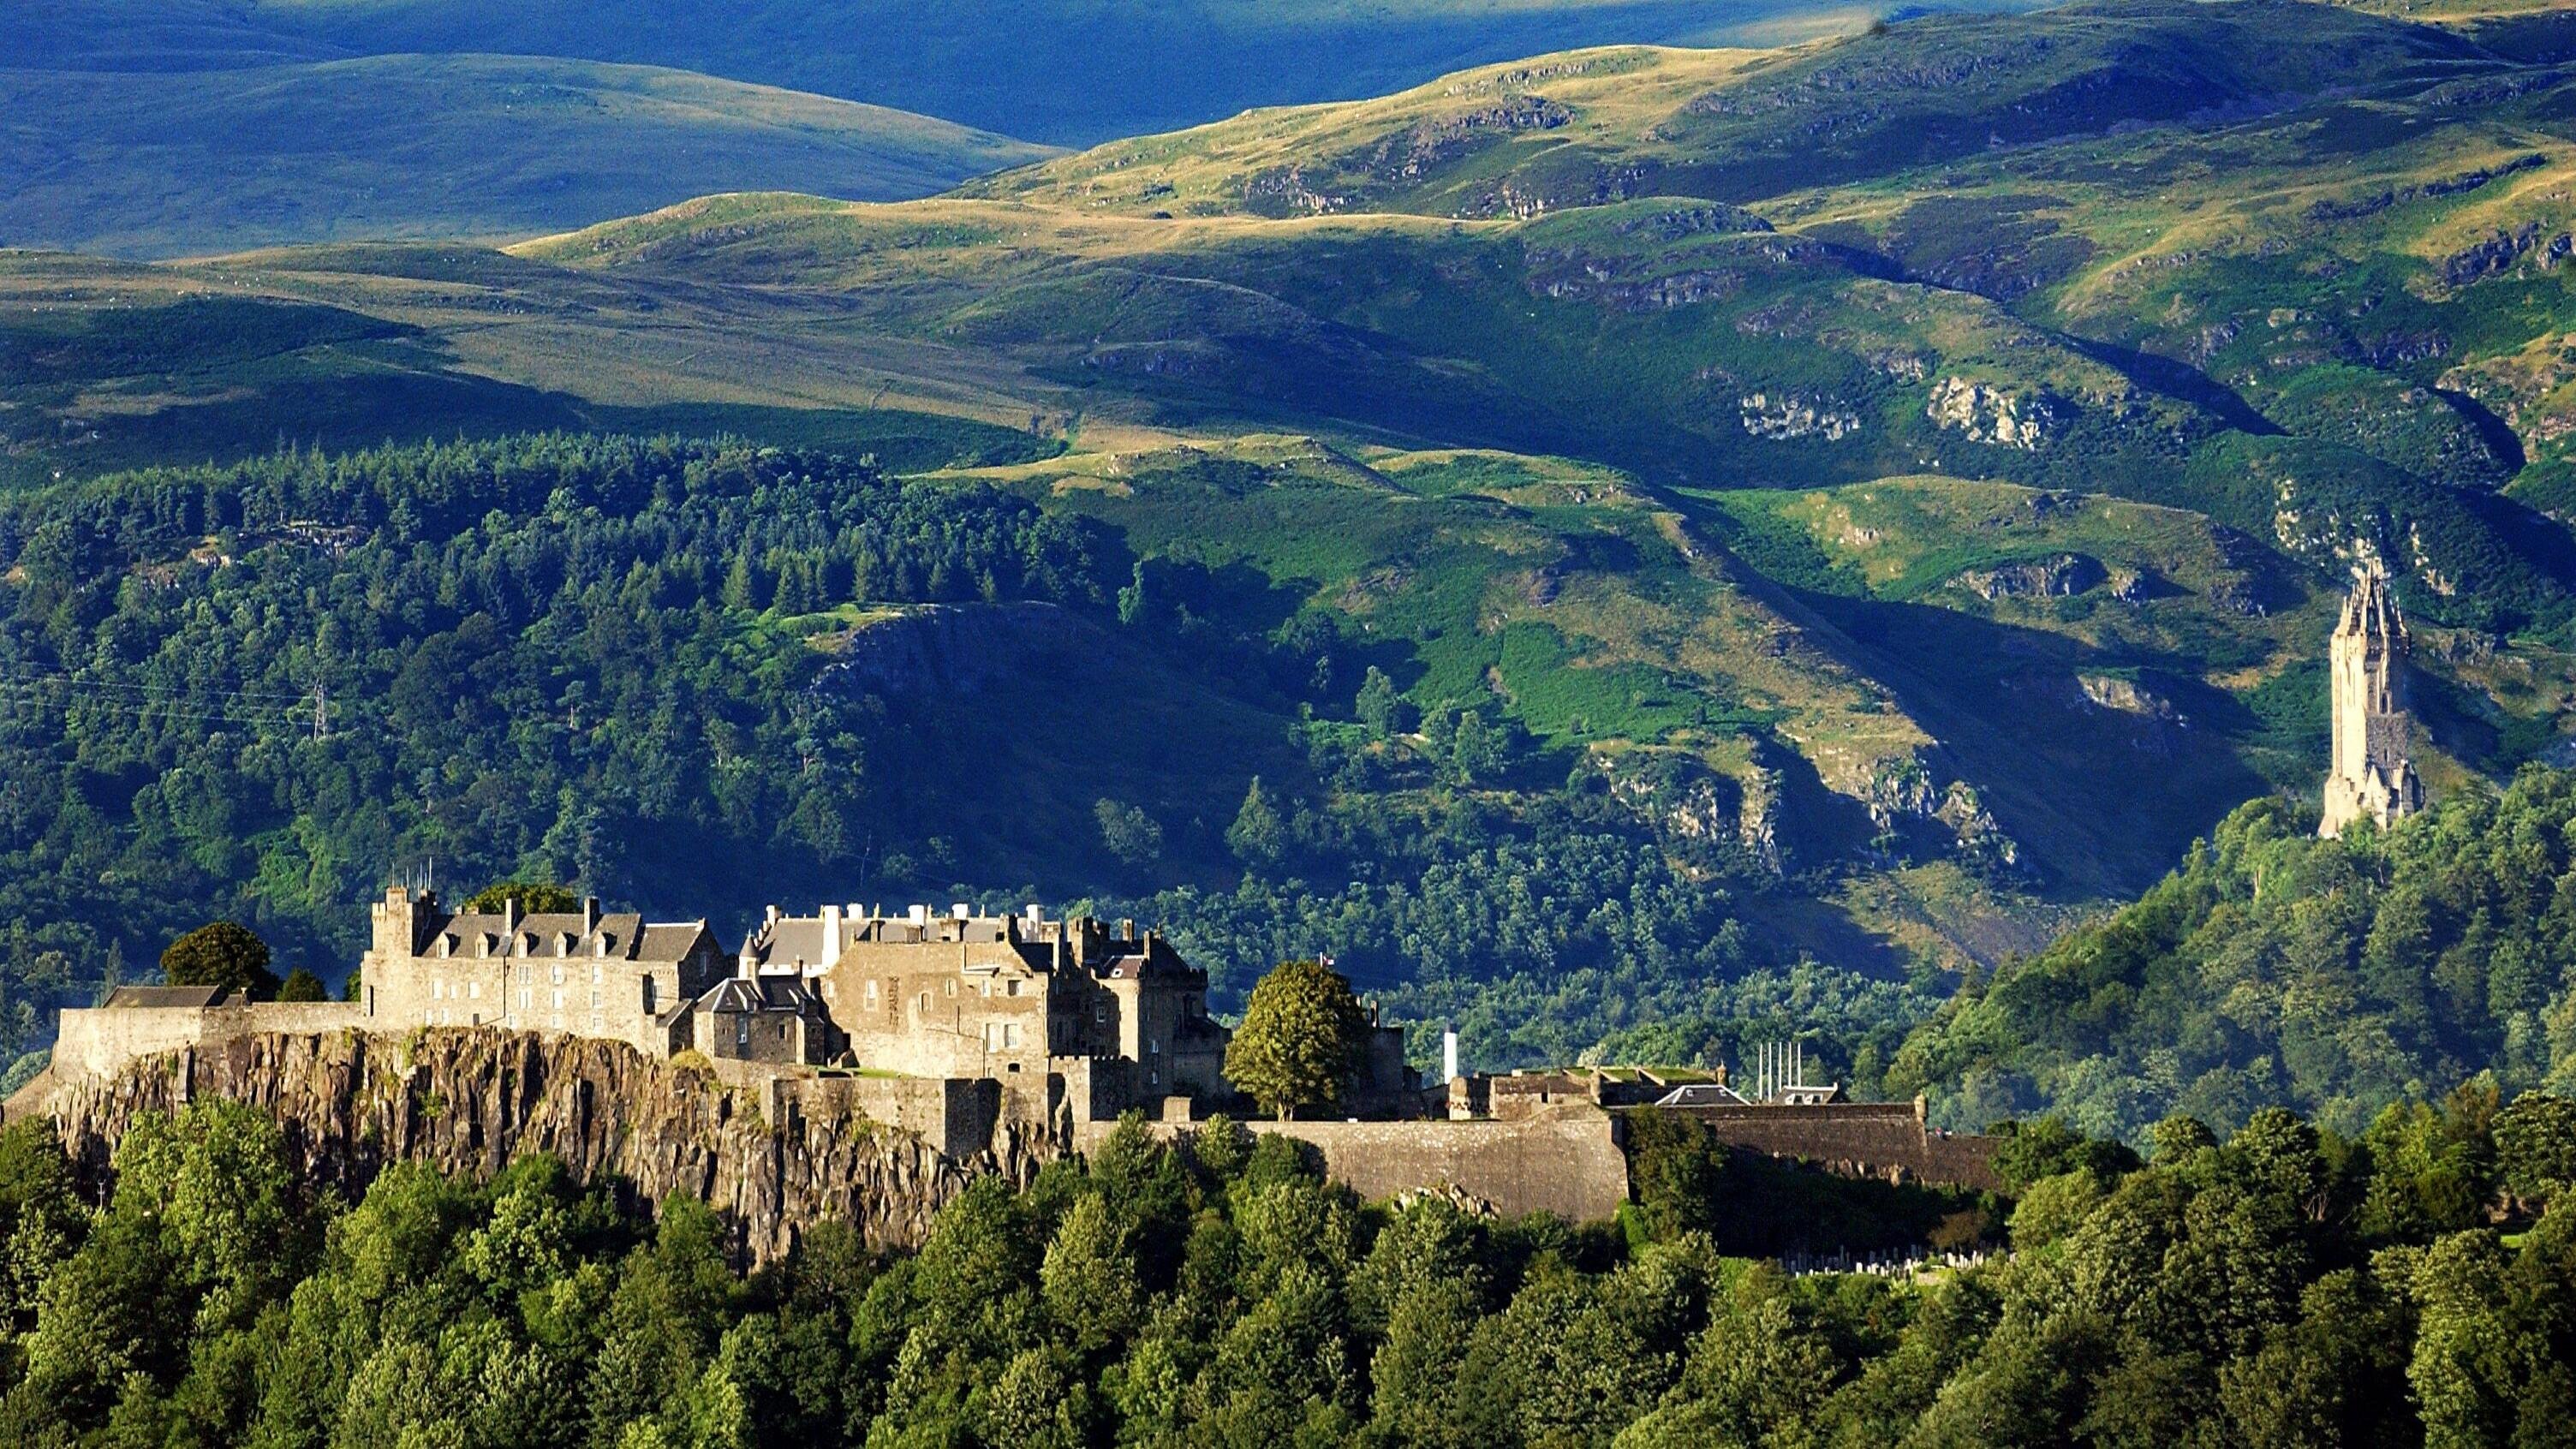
0 50 1055 258
1893 768 2576 1140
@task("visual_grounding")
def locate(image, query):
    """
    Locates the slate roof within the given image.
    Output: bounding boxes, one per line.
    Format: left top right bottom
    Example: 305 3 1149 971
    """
696 976 818 1014
418 910 709 963
104 985 230 1009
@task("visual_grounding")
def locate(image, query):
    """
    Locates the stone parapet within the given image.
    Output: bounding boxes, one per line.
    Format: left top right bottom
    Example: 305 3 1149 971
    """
1077 1110 1631 1222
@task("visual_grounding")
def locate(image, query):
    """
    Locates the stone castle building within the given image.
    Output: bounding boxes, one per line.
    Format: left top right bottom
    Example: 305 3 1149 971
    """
724 903 1230 1098
2319 560 2424 838
333 889 1413 1119
360 890 729 1057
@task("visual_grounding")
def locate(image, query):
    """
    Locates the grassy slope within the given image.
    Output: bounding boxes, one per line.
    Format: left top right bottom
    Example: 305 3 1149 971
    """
0 50 1056 259
16 0 2576 975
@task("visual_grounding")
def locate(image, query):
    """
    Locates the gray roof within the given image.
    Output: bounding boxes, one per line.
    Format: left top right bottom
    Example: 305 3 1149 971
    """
104 985 229 1009
422 911 710 964
696 976 817 1015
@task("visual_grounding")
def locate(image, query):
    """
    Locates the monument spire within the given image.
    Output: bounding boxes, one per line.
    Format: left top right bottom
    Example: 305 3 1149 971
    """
2319 558 2423 838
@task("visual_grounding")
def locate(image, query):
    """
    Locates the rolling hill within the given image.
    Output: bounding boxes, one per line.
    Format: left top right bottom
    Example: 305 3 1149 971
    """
236 0 2030 145
1 31 1055 258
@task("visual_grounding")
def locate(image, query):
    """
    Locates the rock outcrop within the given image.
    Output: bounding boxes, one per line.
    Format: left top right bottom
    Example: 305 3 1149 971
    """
32 1029 1051 1266
1953 552 2104 600
1924 376 2070 450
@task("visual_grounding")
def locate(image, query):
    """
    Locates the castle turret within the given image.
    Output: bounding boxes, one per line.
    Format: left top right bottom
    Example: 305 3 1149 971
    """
2320 560 2424 838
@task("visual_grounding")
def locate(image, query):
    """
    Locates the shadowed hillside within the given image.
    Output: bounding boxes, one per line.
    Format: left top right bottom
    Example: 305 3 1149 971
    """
0 39 1055 258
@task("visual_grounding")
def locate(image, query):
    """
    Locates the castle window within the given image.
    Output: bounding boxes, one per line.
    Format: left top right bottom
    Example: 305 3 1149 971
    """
1148 1070 1160 1088
520 987 533 1011
780 1023 790 1042
945 979 957 998
522 933 538 955
1005 979 1020 998
736 1016 749 1048
918 991 931 1016
864 980 879 1009
594 935 609 957
477 935 492 958
438 935 455 958
551 964 564 985
468 981 480 1001
592 963 603 985
642 978 657 1013
1094 1005 1105 1024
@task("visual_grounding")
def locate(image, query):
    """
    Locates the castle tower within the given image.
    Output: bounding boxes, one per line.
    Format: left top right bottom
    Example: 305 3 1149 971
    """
2319 560 2423 838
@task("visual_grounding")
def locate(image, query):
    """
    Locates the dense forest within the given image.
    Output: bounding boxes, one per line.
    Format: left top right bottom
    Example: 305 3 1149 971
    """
1893 768 2576 1140
0 434 1898 1080
2 1090 2573 1446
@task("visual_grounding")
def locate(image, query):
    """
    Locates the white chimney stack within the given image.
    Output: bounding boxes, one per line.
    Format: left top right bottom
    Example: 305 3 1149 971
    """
1442 1029 1460 1083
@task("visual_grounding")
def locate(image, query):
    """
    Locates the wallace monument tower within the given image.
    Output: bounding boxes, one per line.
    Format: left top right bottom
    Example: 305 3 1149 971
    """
2318 559 2424 838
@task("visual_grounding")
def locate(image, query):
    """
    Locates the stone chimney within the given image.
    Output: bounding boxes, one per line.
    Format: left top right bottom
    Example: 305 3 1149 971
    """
820 904 843 969
582 896 600 933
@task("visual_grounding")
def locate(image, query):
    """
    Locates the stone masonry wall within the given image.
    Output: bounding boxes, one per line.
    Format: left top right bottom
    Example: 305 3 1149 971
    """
1661 1101 2003 1192
1081 1112 1632 1222
52 1002 362 1079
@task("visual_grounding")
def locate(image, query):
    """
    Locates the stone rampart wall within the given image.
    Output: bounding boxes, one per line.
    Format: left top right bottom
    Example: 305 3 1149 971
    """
1652 1102 2002 1192
1080 1112 1631 1222
52 1002 363 1079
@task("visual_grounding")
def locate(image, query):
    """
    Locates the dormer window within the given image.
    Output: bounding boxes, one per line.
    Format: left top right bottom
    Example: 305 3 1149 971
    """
438 934 455 959
558 933 574 957
521 933 539 955
477 933 495 958
594 935 610 957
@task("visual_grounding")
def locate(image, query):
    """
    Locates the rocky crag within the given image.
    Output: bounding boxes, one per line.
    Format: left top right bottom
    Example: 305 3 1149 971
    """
26 1029 1052 1266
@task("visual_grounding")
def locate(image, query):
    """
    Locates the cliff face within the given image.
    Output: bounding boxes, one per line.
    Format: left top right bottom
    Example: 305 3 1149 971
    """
38 1029 1049 1265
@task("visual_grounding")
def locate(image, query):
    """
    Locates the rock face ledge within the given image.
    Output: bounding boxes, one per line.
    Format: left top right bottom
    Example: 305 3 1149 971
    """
36 1029 1048 1265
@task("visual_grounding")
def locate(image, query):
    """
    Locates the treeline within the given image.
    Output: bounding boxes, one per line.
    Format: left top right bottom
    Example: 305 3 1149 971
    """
1892 766 2576 1140
4 1089 2576 1446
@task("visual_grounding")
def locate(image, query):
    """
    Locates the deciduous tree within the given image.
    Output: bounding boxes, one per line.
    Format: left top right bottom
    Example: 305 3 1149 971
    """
1223 960 1367 1119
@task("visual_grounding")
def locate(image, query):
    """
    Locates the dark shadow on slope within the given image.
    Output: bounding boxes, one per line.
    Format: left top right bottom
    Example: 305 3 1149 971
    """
2435 385 2529 476
1787 589 2273 897
2062 335 2281 438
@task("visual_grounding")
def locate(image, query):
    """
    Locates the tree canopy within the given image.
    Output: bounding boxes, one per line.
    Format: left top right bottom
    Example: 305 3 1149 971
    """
4 1088 2575 1445
464 881 580 915
1893 769 2576 1139
1225 958 1368 1119
158 921 277 999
